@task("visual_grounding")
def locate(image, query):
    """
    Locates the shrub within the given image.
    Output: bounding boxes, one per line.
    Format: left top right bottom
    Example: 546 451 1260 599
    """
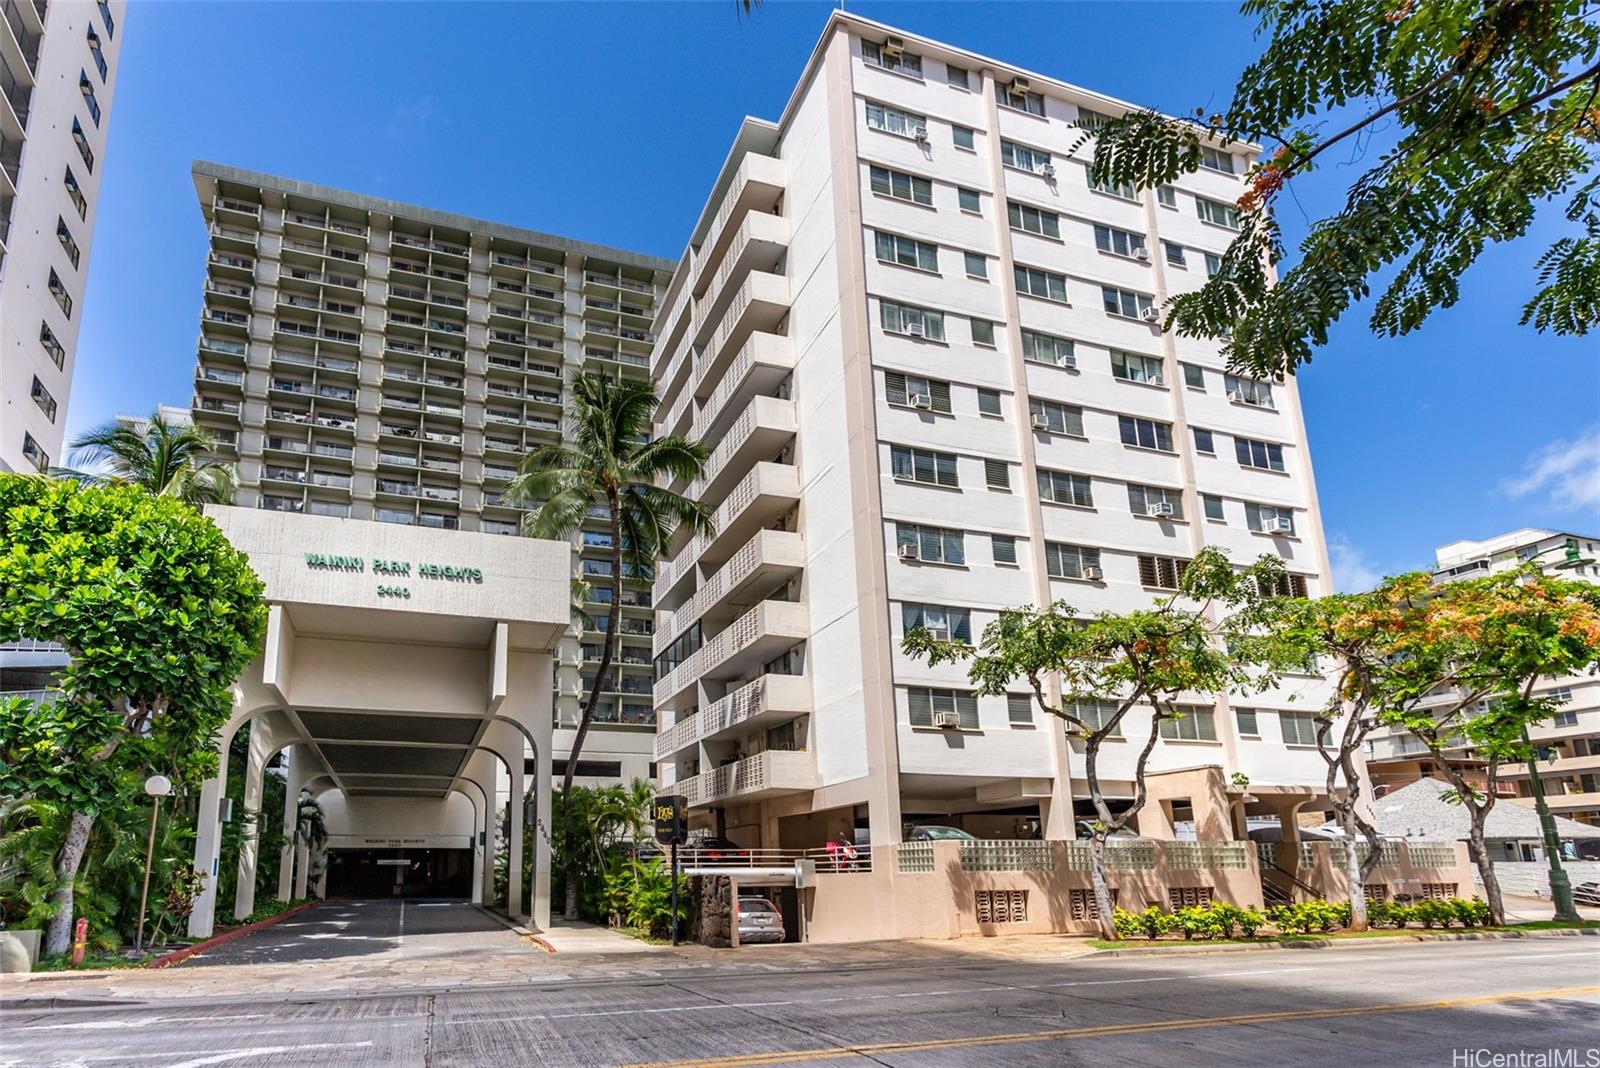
1452 897 1492 927
1112 907 1145 940
1235 905 1266 937
1414 898 1456 928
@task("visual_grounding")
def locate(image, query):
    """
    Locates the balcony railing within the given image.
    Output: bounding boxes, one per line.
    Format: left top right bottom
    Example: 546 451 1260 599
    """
678 749 814 808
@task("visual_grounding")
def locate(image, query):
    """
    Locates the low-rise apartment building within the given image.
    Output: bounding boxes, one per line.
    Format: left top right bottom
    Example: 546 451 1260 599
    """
650 12 1338 852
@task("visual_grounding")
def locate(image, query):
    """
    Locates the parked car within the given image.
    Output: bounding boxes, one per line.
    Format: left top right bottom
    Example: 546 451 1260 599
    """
736 896 785 944
684 836 751 863
905 825 977 841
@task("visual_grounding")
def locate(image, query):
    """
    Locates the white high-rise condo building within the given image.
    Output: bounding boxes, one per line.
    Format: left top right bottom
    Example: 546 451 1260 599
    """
0 0 122 474
651 13 1337 851
186 162 673 789
1366 528 1600 829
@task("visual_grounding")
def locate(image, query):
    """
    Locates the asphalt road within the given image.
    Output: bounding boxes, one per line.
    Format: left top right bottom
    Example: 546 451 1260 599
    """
2 937 1596 1067
181 899 521 967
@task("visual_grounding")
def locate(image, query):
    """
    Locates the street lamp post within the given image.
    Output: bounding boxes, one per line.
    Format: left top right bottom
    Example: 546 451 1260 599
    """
135 774 173 952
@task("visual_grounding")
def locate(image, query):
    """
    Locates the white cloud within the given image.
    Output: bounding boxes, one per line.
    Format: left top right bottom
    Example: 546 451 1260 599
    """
1500 425 1600 513
1328 535 1381 593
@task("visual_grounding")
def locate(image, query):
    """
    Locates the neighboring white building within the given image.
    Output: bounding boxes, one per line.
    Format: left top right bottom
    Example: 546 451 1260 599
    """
650 13 1337 851
0 0 123 474
1367 527 1600 828
185 163 674 793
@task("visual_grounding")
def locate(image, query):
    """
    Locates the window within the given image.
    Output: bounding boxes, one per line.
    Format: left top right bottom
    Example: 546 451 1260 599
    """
947 64 971 90
1235 436 1287 472
991 535 1017 565
1258 572 1310 598
1038 469 1093 508
1161 708 1218 742
1245 502 1296 536
1102 286 1154 320
908 688 979 730
1029 398 1084 436
79 71 100 126
98 0 115 37
47 270 72 318
952 124 975 150
1236 708 1260 737
875 230 939 272
1094 224 1147 259
1196 196 1241 229
1068 699 1124 738
897 523 965 565
862 39 921 77
1546 686 1574 703
1199 146 1236 174
903 603 973 643
880 299 945 341
1164 242 1187 267
1021 330 1075 368
1128 483 1184 519
1088 169 1137 200
39 322 65 369
86 27 108 80
56 218 80 269
1008 694 1034 726
984 458 1010 488
1553 709 1578 728
1182 363 1206 390
1000 140 1052 174
885 371 952 413
977 388 1003 417
958 187 982 214
1280 710 1320 747
865 101 927 139
1111 349 1164 385
964 251 988 279
970 317 996 346
997 82 1046 116
1008 201 1061 239
1046 542 1101 579
869 165 933 206
1224 373 1276 409
1193 428 1215 454
71 118 94 172
1157 185 1177 208
1202 493 1225 521
63 167 87 219
1075 107 1113 130
1015 265 1068 302
30 377 56 422
891 445 960 486
1119 415 1174 452
21 433 48 472
1204 252 1222 277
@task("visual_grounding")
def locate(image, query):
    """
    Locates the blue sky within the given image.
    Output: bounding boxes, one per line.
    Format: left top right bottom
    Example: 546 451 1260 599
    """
71 1 1599 587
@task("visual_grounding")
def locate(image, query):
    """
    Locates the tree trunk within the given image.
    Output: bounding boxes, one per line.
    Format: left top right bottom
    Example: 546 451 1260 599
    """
1467 809 1505 925
564 874 578 920
1089 835 1116 940
1341 809 1368 931
562 496 624 797
45 810 96 957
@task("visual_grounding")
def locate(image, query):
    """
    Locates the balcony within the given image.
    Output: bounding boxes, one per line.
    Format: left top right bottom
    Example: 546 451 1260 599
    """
690 332 793 441
680 748 814 809
654 461 801 610
657 673 811 759
679 394 796 502
695 274 789 387
691 211 788 335
690 153 785 298
654 528 805 656
653 599 809 710
1500 750 1600 779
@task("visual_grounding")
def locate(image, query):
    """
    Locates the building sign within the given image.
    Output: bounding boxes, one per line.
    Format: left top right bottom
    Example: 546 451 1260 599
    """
304 552 485 599
654 795 688 846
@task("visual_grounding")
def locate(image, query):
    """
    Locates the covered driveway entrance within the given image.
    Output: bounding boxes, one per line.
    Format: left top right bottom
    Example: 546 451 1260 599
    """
186 507 572 938
184 899 528 967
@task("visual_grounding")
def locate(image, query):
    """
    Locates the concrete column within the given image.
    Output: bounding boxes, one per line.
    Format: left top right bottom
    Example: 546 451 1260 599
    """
275 748 302 902
532 739 552 930
187 724 239 939
293 837 310 899
482 779 498 909
507 758 526 919
233 725 273 920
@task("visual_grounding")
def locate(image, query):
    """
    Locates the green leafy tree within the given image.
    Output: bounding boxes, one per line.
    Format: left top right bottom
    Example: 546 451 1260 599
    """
59 411 236 506
904 549 1293 939
0 477 267 955
1083 0 1600 376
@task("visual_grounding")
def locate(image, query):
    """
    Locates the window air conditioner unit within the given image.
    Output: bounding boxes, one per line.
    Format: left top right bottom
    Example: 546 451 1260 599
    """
913 125 929 144
909 393 933 410
1008 77 1031 97
1031 413 1051 431
1040 163 1057 180
906 321 926 338
898 542 920 561
1226 389 1244 402
934 709 963 730
1147 501 1175 518
883 35 905 59
1082 565 1104 581
1134 246 1151 262
1141 306 1161 323
1268 516 1295 534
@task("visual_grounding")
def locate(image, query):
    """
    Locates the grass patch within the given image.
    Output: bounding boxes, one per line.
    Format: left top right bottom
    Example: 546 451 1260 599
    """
33 951 155 971
1087 919 1598 951
614 925 674 946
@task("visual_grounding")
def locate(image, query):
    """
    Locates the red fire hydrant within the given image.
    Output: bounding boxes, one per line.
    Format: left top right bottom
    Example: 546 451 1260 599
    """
70 917 88 965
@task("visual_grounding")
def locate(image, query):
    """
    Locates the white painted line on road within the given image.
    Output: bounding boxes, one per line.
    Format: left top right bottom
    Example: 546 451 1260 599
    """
1490 950 1600 961
17 1013 275 1033
165 1041 375 1068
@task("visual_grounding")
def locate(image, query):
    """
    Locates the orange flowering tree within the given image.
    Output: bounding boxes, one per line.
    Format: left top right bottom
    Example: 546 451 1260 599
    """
1078 0 1600 376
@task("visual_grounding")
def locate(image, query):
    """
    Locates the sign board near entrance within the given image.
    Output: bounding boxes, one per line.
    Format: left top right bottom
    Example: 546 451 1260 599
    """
654 795 688 845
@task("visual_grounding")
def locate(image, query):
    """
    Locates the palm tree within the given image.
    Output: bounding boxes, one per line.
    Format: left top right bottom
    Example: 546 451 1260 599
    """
508 372 710 796
59 411 235 505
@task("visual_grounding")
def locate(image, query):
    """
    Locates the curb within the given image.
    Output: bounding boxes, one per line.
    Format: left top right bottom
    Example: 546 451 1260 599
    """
146 901 320 969
1091 926 1600 959
468 905 553 952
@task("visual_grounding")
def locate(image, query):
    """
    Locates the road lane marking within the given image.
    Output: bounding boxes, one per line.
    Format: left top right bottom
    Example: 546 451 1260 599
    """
617 984 1600 1068
1490 950 1600 960
16 1013 276 1032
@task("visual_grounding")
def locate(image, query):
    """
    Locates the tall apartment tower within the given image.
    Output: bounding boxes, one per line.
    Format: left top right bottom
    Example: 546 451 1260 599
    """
0 0 123 474
651 13 1337 850
1366 528 1600 828
187 162 673 786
